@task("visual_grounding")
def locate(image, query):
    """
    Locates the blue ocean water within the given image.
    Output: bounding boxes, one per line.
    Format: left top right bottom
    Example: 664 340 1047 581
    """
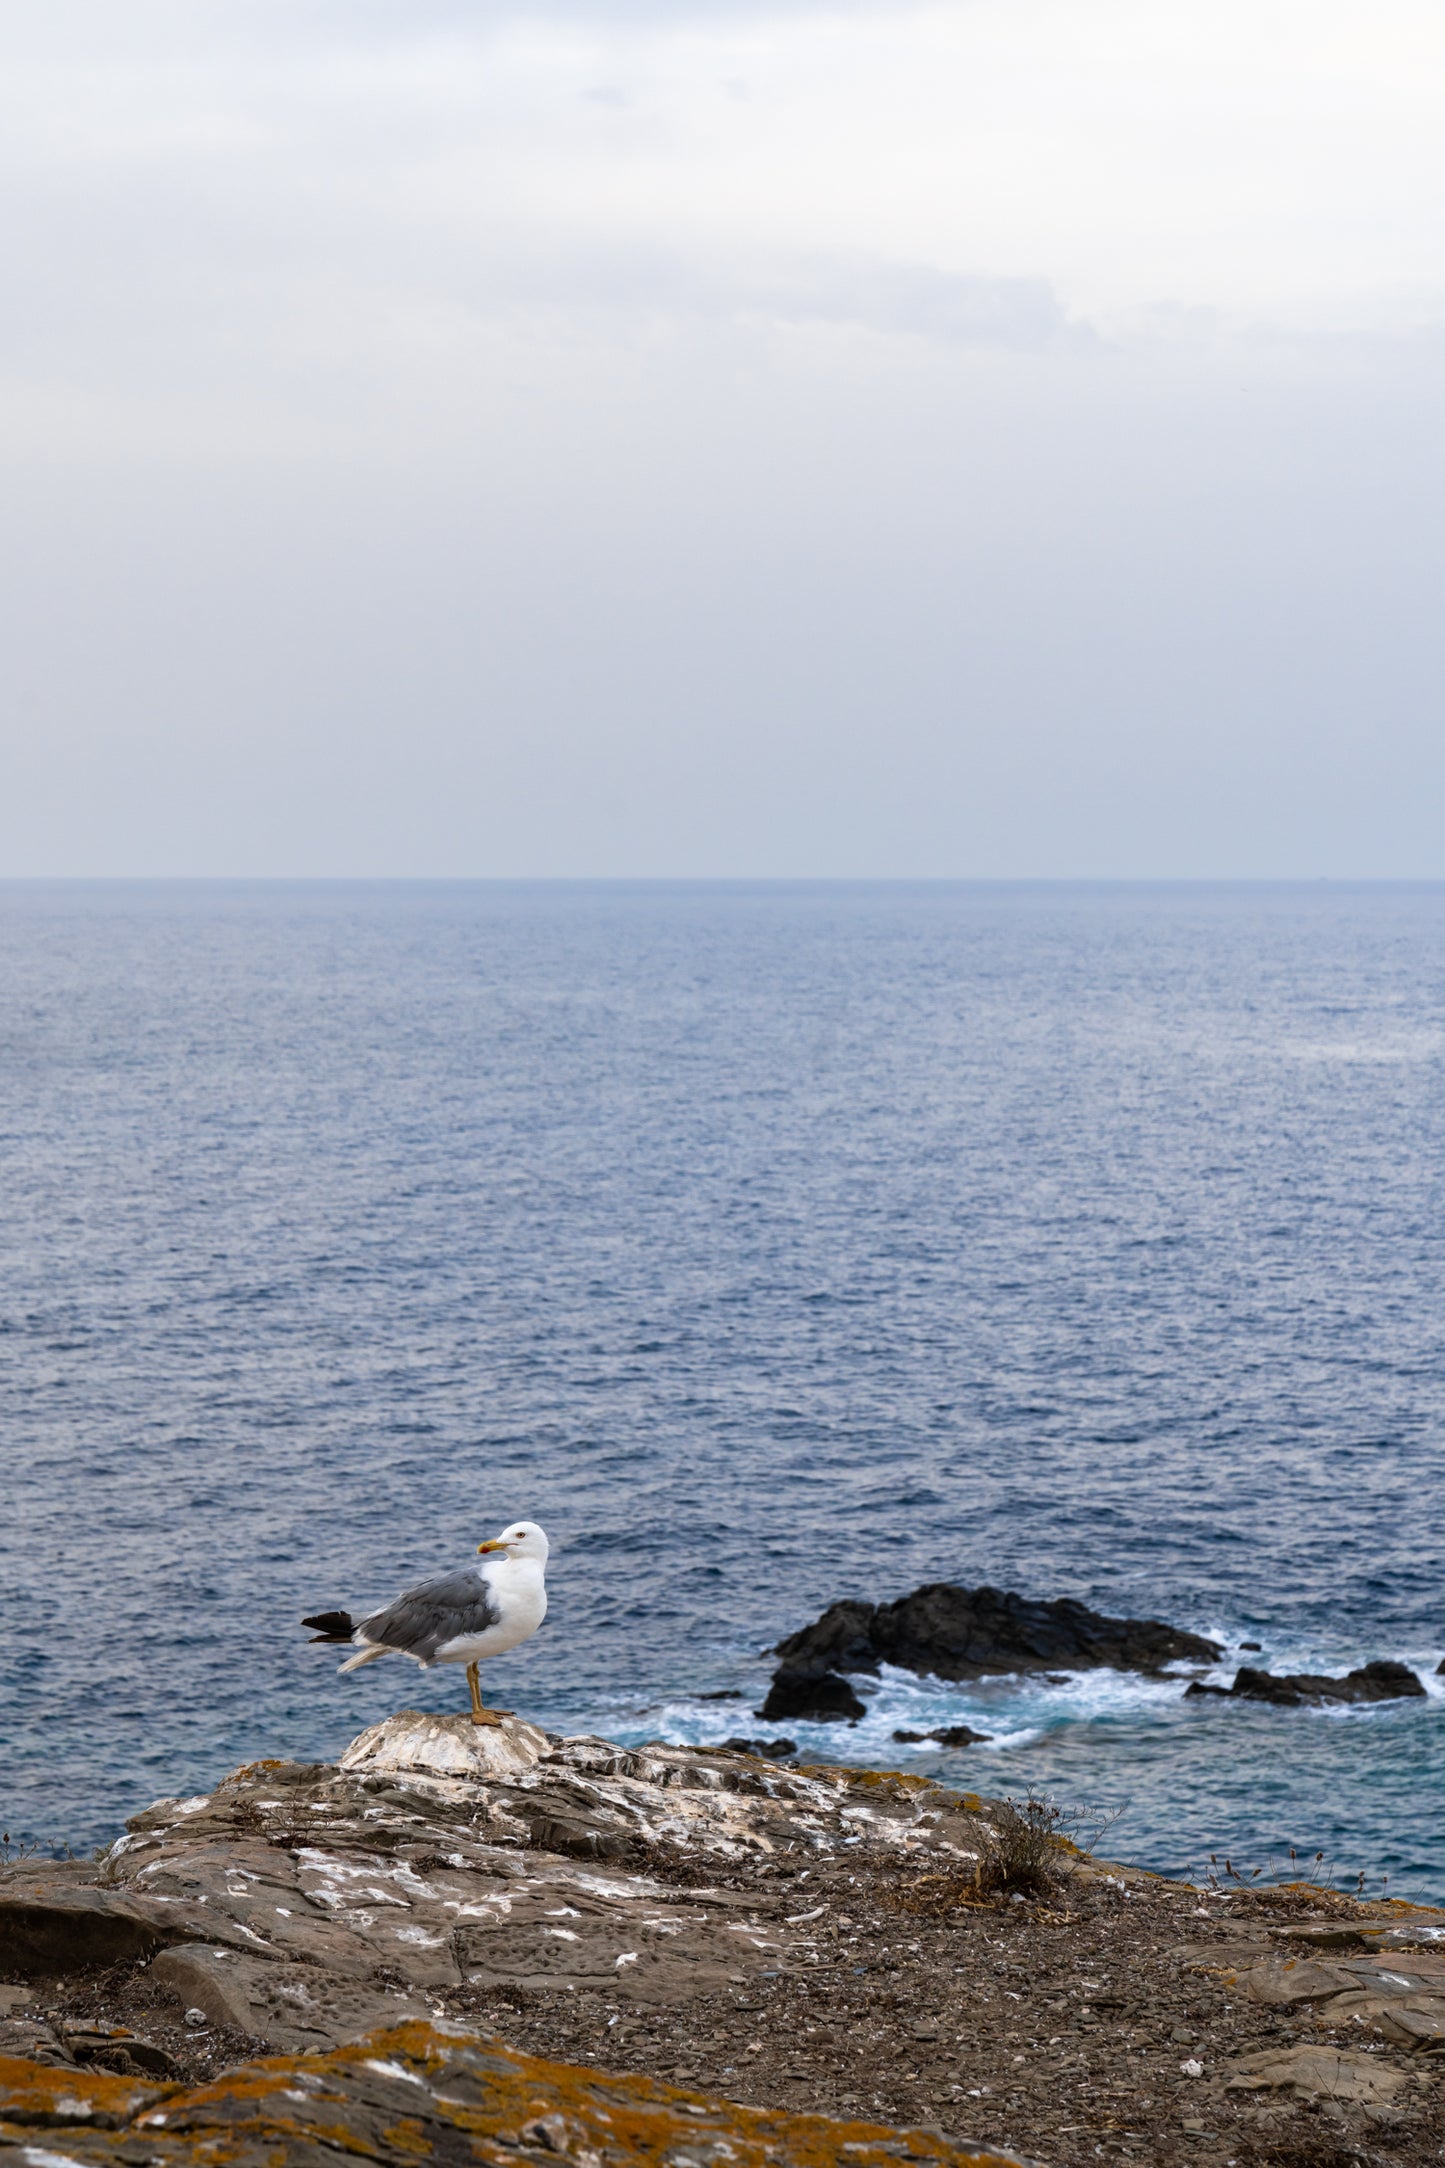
2 882 1442 1896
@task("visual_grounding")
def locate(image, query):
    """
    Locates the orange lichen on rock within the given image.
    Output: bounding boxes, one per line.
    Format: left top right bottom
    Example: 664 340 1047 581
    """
0 2050 177 2128
0 2021 1030 2166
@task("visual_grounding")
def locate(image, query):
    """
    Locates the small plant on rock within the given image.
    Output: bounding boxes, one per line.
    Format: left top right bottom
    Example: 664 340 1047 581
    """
897 1785 1120 1916
973 1788 1075 1900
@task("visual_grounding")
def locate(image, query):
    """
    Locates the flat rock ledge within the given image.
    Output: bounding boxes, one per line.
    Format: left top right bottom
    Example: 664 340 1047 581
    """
4 1712 1443 2166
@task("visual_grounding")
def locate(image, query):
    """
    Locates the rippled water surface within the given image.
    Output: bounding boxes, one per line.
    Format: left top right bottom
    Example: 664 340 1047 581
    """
3 882 1443 1892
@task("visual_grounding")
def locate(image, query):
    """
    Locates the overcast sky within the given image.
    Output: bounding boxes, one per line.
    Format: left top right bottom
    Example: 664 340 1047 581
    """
4 0 1444 877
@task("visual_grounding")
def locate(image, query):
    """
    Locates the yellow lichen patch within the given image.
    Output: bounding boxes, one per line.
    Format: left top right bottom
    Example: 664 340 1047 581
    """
378 2116 433 2157
794 1764 938 1799
0 2052 176 2129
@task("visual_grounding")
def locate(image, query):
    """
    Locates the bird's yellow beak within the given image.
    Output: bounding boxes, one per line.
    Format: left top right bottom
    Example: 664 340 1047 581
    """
477 1538 507 1553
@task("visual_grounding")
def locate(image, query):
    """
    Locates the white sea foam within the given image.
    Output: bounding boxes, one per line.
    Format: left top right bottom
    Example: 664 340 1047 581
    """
615 1641 1440 1773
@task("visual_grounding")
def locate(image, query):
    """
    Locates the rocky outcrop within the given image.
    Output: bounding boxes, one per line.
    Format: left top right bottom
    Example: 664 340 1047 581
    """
1 1713 997 2048
767 1584 1221 1714
1185 1661 1426 1707
0 1713 1048 2165
4 1713 1443 2163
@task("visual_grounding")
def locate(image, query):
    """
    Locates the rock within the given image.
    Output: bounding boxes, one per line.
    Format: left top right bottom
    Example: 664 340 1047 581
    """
1436 1656 1445 1675
1238 1641 1262 1651
0 2019 1031 2166
0 2051 171 2128
772 1585 1221 1692
1187 1933 1445 2052
758 1669 867 1722
3 1724 1440 2165
0 1719 995 2054
0 1882 177 1979
892 1727 991 1747
148 1946 426 2053
718 1737 797 1759
339 1708 551 1783
58 2026 176 2078
1183 1682 1230 1698
1224 2043 1408 2107
1229 1661 1425 1706
0 2019 74 2067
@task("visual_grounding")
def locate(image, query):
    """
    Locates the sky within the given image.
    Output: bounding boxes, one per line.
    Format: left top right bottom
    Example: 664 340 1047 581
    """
3 0 1444 878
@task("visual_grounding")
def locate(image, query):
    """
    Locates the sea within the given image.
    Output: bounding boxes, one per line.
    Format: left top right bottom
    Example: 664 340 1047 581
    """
2 881 1442 1898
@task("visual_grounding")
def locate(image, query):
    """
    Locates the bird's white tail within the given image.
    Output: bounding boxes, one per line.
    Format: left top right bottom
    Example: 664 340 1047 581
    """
338 1644 388 1674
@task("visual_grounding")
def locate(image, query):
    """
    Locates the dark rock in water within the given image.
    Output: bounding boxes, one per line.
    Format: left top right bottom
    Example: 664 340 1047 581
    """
719 1736 797 1759
1239 1641 1262 1651
758 1669 866 1722
699 1688 744 1701
891 1725 991 1747
1183 1681 1231 1698
1437 1657 1445 1676
1229 1661 1425 1707
772 1584 1221 1687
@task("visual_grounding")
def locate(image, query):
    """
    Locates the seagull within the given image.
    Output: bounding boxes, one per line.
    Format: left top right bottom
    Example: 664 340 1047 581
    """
302 1520 549 1727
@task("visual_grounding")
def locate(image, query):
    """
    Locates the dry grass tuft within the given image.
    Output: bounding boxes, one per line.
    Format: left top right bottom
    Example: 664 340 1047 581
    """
973 1793 1075 1900
895 1789 1089 1916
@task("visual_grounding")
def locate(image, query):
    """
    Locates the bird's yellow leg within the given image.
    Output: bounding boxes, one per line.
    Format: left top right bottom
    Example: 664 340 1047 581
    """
467 1661 507 1727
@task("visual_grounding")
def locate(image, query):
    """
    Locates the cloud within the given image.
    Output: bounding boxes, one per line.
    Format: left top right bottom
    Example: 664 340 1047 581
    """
3 0 1445 875
754 258 1080 349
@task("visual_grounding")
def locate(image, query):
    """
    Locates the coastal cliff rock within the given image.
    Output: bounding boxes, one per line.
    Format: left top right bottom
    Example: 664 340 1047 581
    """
764 1585 1221 1717
1185 1660 1427 1707
4 1713 1443 2164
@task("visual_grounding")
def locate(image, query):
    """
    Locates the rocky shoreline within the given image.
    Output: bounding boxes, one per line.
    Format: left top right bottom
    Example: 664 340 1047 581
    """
3 1712 1444 2166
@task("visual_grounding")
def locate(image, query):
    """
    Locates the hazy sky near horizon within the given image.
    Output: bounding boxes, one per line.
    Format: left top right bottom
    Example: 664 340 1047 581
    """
4 0 1445 877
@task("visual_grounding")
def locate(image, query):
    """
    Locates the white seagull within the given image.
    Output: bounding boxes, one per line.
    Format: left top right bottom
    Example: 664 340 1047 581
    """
303 1520 549 1727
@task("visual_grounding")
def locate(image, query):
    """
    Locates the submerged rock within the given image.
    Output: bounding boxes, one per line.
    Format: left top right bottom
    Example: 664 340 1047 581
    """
1227 1661 1426 1707
771 1584 1221 1701
892 1726 991 1748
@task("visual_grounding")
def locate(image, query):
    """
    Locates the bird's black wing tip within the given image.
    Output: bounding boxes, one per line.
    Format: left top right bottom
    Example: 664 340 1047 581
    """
302 1609 355 1642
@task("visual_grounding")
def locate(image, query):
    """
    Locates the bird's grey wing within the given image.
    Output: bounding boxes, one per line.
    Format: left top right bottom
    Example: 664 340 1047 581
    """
357 1568 501 1663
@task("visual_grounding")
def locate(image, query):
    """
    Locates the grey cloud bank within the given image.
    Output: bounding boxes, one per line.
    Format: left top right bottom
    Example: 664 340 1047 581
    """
3 1 1444 875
